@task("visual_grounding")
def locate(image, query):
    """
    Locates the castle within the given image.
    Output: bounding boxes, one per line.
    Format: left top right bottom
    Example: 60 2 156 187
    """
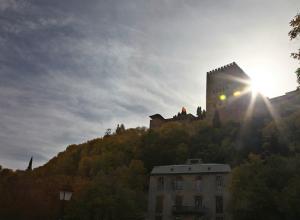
149 107 204 129
150 62 300 129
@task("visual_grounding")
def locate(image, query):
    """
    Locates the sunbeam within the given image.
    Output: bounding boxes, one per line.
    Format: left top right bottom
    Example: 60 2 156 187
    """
261 95 283 129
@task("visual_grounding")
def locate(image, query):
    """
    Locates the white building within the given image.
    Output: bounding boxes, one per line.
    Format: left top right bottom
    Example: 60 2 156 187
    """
147 159 231 220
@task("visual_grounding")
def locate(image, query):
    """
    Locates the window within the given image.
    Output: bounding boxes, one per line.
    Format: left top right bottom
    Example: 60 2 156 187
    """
194 196 203 209
195 176 202 191
175 195 183 207
173 176 183 190
157 176 164 191
216 175 224 188
155 196 164 213
189 159 201 164
216 196 223 214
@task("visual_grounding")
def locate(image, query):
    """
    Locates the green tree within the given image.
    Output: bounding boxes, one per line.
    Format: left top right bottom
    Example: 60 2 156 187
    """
230 155 300 220
289 13 300 84
1 107 300 220
66 166 146 220
104 128 112 137
196 106 202 117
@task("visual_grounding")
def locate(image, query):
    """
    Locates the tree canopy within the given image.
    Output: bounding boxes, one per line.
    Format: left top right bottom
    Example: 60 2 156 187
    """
0 107 300 219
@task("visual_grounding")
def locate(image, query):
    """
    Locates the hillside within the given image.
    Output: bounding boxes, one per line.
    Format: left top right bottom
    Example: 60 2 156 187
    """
0 110 300 220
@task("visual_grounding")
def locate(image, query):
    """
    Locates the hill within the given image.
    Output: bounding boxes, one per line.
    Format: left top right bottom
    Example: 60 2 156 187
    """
0 110 300 220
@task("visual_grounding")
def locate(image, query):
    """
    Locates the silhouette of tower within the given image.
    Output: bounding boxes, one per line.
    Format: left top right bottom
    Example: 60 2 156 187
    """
206 62 251 123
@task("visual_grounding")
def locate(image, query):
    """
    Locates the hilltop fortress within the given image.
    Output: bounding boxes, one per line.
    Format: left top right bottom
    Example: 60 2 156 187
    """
150 62 300 129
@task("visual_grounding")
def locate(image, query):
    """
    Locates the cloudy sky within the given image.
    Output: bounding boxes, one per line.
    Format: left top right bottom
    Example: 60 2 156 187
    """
0 0 299 169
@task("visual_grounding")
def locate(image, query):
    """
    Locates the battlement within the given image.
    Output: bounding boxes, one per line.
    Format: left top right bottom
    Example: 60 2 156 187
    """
207 62 237 75
207 62 250 82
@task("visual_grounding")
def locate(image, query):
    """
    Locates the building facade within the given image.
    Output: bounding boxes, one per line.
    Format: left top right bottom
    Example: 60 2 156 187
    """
147 159 231 220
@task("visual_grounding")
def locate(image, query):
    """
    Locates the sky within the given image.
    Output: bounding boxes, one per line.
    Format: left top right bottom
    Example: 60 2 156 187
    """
0 0 299 169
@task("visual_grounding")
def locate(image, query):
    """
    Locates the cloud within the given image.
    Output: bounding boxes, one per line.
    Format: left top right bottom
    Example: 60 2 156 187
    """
0 0 299 169
0 0 19 11
0 0 32 14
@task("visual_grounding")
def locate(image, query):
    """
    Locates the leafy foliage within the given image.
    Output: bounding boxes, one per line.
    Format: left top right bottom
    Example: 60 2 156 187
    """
289 13 300 84
230 155 300 220
0 109 300 219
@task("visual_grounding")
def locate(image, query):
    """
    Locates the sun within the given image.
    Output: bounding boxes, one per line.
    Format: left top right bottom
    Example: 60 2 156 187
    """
246 66 279 98
249 76 273 97
250 80 262 95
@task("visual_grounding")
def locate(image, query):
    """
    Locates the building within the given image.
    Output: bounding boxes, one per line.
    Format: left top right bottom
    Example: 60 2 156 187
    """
149 62 300 128
206 62 252 123
269 89 300 116
149 107 203 129
147 159 231 220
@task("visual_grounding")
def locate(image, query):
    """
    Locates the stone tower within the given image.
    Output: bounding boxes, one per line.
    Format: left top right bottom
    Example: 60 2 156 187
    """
206 62 252 123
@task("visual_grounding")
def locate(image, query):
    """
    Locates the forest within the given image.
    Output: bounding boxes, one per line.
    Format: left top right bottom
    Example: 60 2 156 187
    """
0 106 300 220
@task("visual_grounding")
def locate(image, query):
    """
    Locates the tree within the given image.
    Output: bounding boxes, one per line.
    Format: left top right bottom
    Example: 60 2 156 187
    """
116 124 125 134
196 106 206 119
202 110 206 118
196 106 202 117
230 155 300 220
104 128 112 137
1 107 300 220
26 157 33 171
289 13 300 84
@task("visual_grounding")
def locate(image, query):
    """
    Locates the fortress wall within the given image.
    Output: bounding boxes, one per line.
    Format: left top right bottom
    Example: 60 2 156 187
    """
149 118 166 129
270 90 300 116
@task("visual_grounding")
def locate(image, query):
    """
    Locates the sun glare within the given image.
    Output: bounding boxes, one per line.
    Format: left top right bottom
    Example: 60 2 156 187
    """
233 91 241 97
249 78 271 97
248 70 277 98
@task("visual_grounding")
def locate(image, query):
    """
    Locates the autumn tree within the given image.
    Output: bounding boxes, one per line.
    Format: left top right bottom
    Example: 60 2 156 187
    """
1 107 300 220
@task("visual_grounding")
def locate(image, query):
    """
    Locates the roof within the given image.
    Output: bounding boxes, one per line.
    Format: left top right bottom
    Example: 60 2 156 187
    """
149 114 165 120
151 163 231 175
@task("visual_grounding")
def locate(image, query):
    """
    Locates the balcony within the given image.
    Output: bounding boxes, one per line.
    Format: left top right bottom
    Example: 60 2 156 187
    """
172 205 207 215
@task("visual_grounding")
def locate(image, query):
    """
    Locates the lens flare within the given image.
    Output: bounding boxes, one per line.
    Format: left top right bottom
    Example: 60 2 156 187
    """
219 94 226 101
233 91 241 97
